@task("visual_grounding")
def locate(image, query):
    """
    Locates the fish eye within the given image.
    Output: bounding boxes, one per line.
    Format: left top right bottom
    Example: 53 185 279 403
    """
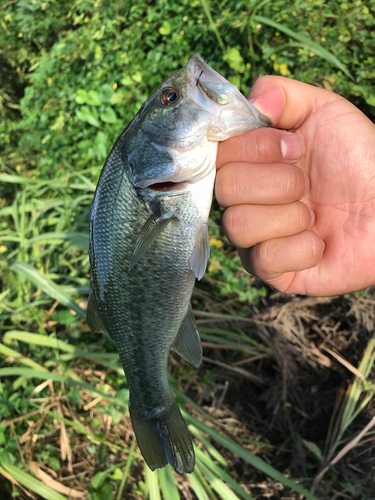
160 87 179 106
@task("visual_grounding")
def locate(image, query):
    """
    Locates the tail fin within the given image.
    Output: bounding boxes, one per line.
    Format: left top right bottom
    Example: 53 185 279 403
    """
129 398 194 474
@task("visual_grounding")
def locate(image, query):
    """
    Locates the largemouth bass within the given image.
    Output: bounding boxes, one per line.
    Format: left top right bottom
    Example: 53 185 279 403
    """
88 54 270 474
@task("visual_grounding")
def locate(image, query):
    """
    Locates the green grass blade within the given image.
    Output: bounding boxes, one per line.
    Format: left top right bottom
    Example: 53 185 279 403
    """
252 14 353 80
26 232 89 250
145 467 161 500
183 411 318 500
0 173 43 184
10 262 86 319
195 447 255 500
197 460 239 500
340 333 375 432
117 437 137 500
0 462 67 500
159 465 179 500
4 331 76 353
200 0 225 51
187 470 210 500
189 425 227 468
0 343 48 371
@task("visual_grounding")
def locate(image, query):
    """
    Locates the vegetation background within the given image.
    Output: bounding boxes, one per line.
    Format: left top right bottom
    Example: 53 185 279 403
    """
1 0 375 499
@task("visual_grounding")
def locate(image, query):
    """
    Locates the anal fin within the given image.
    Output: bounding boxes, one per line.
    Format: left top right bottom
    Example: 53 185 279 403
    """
87 286 109 335
171 306 202 368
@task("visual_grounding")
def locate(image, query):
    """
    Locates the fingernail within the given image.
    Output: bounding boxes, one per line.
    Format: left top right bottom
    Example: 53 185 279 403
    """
281 135 304 162
309 209 315 228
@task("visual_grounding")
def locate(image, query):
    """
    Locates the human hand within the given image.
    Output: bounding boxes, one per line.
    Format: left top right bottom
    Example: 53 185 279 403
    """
216 76 375 296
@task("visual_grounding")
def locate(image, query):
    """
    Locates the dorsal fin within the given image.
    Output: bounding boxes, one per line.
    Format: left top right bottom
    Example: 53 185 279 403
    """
171 306 202 368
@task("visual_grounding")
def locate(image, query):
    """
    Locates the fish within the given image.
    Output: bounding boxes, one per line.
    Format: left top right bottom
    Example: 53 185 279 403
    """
87 53 270 474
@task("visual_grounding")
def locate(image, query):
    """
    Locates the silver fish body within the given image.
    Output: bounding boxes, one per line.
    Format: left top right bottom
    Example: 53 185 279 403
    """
88 54 270 474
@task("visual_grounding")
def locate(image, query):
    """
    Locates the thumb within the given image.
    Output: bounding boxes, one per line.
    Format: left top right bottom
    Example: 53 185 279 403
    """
248 76 341 130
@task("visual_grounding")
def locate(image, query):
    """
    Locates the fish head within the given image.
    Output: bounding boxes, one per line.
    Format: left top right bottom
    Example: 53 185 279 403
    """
126 53 270 191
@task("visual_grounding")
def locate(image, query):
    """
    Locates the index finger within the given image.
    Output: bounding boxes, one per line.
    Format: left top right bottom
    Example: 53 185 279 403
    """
217 128 303 169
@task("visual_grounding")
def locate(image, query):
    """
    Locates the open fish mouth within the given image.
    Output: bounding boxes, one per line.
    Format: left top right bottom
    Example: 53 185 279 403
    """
148 181 188 192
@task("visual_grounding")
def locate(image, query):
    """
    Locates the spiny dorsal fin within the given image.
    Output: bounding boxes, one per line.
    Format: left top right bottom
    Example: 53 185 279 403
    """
129 206 175 270
171 306 202 368
87 286 109 335
188 223 210 281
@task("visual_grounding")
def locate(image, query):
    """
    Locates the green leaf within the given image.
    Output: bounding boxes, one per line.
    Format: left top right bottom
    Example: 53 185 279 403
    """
74 89 87 104
301 439 322 462
91 471 108 490
97 482 113 500
223 47 246 72
9 262 86 319
111 468 123 480
99 84 114 103
0 463 67 500
68 386 82 407
86 90 102 106
365 95 375 107
131 71 142 83
159 21 171 35
48 457 61 472
0 430 6 447
120 75 133 86
252 15 354 80
76 106 100 127
100 107 117 124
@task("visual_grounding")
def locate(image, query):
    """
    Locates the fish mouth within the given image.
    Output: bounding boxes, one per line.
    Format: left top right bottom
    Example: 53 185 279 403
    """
148 181 188 192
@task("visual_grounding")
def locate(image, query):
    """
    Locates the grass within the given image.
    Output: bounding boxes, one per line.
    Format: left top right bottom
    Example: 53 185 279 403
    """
1 1 375 497
1 117 375 500
1 180 375 498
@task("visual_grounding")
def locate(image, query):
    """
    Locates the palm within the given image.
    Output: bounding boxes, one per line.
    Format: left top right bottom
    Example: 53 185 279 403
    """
292 98 375 295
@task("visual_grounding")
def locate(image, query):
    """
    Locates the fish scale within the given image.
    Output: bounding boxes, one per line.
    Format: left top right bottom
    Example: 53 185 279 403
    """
88 53 270 474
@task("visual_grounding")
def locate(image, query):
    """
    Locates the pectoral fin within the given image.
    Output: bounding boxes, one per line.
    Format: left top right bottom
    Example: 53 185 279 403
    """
87 285 109 335
171 306 202 368
188 223 210 280
129 207 175 270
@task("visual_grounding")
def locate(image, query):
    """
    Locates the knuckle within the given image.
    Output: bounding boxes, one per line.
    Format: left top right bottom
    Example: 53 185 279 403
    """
293 202 310 229
259 239 277 268
288 166 304 200
305 231 324 261
223 206 247 245
215 165 240 207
